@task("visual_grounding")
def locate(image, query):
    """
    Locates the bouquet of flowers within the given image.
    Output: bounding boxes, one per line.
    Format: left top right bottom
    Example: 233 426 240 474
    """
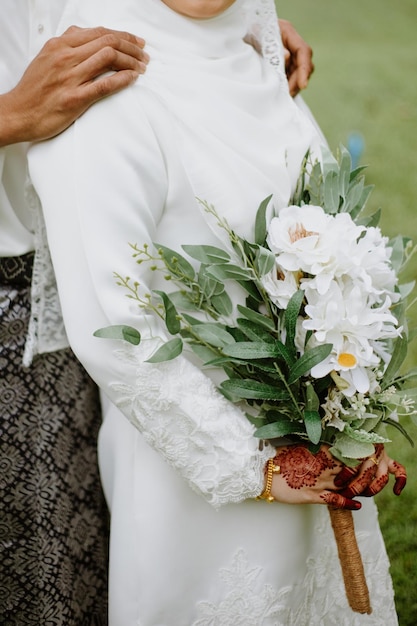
97 146 417 613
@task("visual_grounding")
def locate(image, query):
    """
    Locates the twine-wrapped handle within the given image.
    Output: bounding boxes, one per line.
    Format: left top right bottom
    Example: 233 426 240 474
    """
328 506 372 615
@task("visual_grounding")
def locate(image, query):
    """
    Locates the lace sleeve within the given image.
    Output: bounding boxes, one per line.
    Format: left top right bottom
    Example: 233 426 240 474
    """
109 338 273 508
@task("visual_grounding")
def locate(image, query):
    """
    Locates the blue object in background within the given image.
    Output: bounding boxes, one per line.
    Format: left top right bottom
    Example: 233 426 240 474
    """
347 132 365 170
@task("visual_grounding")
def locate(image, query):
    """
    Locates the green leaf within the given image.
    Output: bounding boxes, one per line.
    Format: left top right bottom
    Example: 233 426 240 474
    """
222 341 285 360
154 243 195 279
211 291 233 316
254 419 300 439
304 410 322 445
168 291 200 311
236 305 276 331
189 343 219 363
305 381 320 411
284 289 304 351
206 263 253 282
338 145 352 199
220 379 290 400
236 319 275 343
254 245 276 277
323 170 340 213
182 244 230 264
254 195 273 245
145 338 183 363
287 343 333 384
329 434 375 461
384 417 414 447
192 323 236 347
94 325 141 345
153 290 181 335
381 333 408 388
357 208 381 228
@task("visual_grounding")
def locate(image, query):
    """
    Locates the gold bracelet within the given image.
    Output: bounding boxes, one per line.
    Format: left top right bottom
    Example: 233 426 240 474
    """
256 458 281 503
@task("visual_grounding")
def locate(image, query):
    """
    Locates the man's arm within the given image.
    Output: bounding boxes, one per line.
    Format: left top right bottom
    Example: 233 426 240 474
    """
0 25 149 147
279 19 314 97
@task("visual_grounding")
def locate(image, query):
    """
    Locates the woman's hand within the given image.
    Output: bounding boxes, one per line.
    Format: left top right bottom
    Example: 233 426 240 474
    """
267 444 361 510
278 19 314 97
334 444 407 498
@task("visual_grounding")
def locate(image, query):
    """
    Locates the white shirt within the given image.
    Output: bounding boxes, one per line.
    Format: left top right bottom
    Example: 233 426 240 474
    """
0 0 66 256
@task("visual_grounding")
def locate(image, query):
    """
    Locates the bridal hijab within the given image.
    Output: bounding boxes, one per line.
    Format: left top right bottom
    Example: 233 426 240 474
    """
57 0 319 234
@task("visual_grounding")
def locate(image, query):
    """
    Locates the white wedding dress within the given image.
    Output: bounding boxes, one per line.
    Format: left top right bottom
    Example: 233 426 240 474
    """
29 0 398 624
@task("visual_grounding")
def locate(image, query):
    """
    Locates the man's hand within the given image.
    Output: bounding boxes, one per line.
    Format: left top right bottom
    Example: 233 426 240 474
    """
0 25 149 147
279 19 314 97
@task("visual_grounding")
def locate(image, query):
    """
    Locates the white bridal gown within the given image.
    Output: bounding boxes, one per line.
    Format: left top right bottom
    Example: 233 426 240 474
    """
29 0 398 624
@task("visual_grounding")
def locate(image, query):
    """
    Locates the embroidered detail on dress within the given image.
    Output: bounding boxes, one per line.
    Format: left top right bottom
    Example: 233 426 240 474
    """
193 549 292 626
243 0 286 77
291 506 398 626
109 340 272 507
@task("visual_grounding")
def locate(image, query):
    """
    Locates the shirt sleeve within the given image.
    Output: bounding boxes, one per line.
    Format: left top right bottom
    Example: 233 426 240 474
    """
28 86 273 508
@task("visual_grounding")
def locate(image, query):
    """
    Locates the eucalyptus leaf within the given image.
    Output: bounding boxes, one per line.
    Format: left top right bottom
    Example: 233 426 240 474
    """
255 246 276 277
288 343 333 384
206 263 254 282
189 343 220 364
154 243 195 280
220 379 290 400
94 325 141 345
169 291 199 311
211 291 233 316
182 244 230 264
192 323 236 347
145 337 183 363
153 290 181 335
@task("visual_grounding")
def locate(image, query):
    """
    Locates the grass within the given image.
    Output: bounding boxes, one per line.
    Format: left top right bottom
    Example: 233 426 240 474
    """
277 1 417 623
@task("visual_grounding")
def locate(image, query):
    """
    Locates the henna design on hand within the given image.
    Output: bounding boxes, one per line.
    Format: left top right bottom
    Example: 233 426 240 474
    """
362 473 389 497
274 446 338 489
390 460 407 495
334 465 358 488
320 491 361 511
341 465 378 499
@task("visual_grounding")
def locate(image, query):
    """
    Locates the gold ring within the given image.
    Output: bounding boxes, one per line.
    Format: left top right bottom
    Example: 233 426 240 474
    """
370 457 379 466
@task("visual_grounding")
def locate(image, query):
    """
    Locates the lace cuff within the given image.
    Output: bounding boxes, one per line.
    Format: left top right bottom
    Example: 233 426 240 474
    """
109 340 273 508
23 180 68 366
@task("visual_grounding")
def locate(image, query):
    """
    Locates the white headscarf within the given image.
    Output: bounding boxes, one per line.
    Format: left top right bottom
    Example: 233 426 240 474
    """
58 0 321 236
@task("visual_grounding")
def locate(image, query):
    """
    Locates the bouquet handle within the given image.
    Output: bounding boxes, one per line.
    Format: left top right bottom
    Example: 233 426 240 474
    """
328 506 372 615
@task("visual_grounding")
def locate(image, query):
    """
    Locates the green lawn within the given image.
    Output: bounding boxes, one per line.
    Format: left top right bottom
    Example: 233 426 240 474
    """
277 1 417 623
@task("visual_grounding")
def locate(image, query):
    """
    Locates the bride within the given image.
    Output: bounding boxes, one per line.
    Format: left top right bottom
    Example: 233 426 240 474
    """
29 0 402 624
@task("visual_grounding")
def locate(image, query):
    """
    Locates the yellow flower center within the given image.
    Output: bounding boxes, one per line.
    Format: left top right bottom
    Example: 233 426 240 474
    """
337 352 357 368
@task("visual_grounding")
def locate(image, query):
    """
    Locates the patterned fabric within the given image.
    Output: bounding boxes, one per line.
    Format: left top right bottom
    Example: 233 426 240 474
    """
0 254 109 625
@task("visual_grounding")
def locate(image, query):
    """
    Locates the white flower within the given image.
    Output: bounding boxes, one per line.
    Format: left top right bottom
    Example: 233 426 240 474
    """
267 205 366 295
261 265 300 309
301 280 399 395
